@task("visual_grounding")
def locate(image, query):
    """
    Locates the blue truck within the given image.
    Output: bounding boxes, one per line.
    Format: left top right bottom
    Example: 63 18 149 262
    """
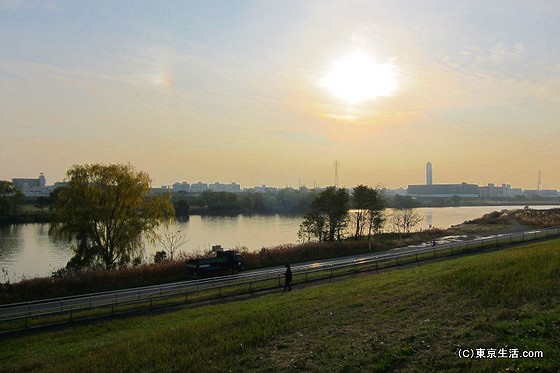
186 247 244 278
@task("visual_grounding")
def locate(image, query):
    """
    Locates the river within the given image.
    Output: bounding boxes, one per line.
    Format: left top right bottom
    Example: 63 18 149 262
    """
0 205 556 282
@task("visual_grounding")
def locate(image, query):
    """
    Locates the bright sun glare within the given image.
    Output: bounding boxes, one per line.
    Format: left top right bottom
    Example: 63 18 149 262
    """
320 50 397 104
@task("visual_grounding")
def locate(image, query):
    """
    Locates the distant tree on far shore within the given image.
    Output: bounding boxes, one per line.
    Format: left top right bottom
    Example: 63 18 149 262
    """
0 181 24 216
50 164 174 270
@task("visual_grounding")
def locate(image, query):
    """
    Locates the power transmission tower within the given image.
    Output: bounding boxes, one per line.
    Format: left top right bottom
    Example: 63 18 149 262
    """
333 160 340 188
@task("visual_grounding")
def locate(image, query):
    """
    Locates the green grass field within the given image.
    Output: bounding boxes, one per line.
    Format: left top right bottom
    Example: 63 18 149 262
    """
1 239 559 372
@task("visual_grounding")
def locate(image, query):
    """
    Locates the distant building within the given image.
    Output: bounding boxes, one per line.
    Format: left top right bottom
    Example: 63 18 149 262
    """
248 185 280 194
12 173 50 197
479 183 523 198
384 187 407 196
12 173 46 190
407 182 479 198
225 183 241 193
426 162 432 186
173 182 190 193
190 182 208 193
524 189 560 198
208 182 241 193
151 185 172 195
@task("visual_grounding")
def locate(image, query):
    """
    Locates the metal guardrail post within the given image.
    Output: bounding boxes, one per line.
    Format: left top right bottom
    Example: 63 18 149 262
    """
375 257 378 272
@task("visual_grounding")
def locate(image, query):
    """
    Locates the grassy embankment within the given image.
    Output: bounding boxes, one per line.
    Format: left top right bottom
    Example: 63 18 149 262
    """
2 238 559 372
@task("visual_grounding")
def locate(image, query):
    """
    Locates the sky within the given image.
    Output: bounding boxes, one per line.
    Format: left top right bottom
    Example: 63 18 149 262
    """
1 0 559 190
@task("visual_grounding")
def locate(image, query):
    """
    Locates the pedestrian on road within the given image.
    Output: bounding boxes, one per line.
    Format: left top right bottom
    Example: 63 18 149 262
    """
283 264 292 291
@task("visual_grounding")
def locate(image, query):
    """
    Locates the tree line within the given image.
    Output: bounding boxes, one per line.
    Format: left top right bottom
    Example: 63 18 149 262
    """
176 188 317 216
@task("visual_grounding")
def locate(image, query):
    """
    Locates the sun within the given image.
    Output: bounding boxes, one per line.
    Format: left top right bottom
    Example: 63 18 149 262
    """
320 50 397 104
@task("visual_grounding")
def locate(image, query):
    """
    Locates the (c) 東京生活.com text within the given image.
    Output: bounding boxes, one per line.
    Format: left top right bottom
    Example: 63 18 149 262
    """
457 347 544 359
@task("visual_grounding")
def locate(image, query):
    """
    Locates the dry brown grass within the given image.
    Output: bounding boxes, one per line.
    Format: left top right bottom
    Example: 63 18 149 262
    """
0 260 188 303
515 208 560 227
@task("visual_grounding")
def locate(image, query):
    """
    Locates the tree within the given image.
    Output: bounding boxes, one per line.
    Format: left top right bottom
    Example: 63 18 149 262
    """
49 164 174 270
153 251 168 264
298 187 349 242
173 199 190 219
351 185 386 239
298 210 327 242
391 194 420 209
157 223 189 261
390 208 423 235
0 181 25 216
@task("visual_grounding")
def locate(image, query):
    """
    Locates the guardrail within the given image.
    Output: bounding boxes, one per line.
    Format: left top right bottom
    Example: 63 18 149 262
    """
1 226 559 333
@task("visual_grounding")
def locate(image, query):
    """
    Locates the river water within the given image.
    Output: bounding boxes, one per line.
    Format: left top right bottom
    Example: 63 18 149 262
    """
0 205 555 282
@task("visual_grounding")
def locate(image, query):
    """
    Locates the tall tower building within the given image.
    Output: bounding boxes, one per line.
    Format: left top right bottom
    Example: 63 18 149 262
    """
426 162 433 185
39 172 46 187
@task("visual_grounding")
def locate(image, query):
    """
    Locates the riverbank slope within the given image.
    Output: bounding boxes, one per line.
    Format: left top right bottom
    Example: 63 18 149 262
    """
2 238 558 371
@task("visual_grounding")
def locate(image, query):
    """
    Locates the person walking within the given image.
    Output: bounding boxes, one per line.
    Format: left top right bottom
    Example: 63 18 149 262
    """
283 264 292 291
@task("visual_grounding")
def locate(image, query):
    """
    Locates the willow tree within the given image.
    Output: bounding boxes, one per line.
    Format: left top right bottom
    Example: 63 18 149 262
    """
50 164 174 270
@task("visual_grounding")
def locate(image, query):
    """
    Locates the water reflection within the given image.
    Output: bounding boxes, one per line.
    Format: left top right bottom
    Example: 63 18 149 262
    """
425 211 433 228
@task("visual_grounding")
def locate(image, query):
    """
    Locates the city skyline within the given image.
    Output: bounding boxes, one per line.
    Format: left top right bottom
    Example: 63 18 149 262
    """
2 1 559 190
10 165 556 195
